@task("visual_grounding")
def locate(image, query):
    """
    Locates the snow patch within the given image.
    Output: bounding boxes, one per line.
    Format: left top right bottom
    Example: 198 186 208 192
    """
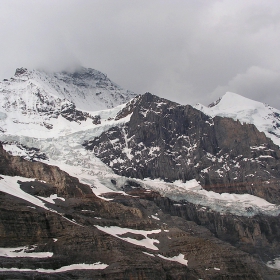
38 194 65 204
0 245 53 258
157 253 188 266
151 215 160 220
0 262 108 273
267 257 280 270
95 225 161 250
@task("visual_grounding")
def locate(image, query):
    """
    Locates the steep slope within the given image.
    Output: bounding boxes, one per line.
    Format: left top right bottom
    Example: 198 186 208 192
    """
195 92 280 147
0 67 136 137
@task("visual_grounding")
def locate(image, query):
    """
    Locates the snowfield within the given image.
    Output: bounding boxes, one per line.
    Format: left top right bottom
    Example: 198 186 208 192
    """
0 67 135 138
95 226 161 250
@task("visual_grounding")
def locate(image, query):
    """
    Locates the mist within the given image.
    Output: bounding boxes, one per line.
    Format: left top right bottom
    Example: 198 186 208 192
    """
1 0 280 108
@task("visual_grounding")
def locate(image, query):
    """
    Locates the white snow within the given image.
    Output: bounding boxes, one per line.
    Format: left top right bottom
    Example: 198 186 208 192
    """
0 246 53 258
267 257 280 270
142 252 155 257
195 92 280 147
0 67 136 139
0 103 131 139
0 262 108 273
1 111 133 198
0 175 54 211
151 215 160 220
95 225 161 250
157 253 188 266
38 194 65 204
258 155 274 159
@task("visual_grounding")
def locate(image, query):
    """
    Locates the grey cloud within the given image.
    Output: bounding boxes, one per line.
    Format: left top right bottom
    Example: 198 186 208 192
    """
210 66 280 107
1 0 280 108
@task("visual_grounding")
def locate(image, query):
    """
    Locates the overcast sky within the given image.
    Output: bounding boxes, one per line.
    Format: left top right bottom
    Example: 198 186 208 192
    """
1 0 280 108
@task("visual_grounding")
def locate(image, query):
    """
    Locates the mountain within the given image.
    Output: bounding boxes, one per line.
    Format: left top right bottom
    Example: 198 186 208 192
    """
0 67 136 137
84 92 280 204
195 92 280 147
0 69 280 279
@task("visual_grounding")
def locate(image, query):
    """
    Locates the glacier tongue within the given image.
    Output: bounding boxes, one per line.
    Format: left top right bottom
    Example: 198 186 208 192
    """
135 178 280 217
195 92 280 147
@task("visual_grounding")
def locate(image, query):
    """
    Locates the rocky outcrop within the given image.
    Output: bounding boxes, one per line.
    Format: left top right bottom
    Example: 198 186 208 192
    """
84 92 280 203
113 184 280 262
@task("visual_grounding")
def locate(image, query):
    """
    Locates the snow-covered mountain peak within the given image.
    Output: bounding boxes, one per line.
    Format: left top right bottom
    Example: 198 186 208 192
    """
0 66 137 138
195 92 280 147
208 92 267 111
2 66 136 110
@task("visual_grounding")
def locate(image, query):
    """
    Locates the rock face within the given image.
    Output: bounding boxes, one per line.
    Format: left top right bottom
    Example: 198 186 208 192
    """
148 191 280 261
84 92 280 203
0 141 277 279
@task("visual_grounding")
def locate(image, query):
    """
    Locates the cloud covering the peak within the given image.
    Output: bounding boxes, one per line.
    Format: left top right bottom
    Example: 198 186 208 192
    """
1 0 280 108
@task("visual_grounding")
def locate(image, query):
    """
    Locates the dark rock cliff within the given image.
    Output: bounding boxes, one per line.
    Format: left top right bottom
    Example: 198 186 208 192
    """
84 92 280 204
145 190 280 261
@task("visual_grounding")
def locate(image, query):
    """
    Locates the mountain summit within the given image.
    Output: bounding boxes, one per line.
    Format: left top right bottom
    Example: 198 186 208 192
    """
0 67 136 137
195 92 280 147
11 67 136 111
